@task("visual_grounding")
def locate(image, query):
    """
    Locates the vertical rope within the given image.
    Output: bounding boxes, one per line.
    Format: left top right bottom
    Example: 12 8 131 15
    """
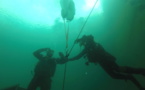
63 19 67 45
62 63 67 90
66 21 69 52
62 20 69 90
64 20 70 55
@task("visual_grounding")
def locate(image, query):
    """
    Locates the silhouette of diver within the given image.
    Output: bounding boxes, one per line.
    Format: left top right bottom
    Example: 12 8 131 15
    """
69 35 145 90
27 48 67 90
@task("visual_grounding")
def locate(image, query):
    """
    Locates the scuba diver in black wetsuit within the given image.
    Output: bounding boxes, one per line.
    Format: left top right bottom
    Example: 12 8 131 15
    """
27 48 67 90
68 35 145 90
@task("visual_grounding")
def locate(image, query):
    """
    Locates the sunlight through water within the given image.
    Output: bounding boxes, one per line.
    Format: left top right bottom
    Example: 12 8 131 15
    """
0 0 103 26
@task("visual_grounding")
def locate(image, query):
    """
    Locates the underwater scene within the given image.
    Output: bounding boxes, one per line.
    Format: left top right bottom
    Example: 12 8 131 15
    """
0 0 145 90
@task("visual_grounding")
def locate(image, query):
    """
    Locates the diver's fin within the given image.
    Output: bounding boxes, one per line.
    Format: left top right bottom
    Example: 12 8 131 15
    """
1 84 26 90
1 84 19 90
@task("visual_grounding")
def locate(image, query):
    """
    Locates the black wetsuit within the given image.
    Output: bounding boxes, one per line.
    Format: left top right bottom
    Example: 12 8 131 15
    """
27 48 66 90
70 42 145 90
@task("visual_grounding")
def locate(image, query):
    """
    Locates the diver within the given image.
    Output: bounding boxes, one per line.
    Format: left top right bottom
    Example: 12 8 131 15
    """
68 35 145 90
27 48 67 90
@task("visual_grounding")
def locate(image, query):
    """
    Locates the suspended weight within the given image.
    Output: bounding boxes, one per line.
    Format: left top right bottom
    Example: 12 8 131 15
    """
60 0 75 21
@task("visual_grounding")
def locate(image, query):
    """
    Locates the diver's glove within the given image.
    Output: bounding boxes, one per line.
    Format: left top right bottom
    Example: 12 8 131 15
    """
59 52 64 58
59 52 68 63
65 53 70 57
74 39 81 44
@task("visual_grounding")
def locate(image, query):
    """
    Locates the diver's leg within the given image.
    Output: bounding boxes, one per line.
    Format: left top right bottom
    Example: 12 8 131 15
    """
127 75 145 90
119 66 145 76
106 70 145 90
27 76 39 90
40 77 52 90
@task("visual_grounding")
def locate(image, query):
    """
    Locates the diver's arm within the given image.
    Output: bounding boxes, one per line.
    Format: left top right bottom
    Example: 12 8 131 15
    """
55 52 68 64
69 48 86 61
33 48 48 60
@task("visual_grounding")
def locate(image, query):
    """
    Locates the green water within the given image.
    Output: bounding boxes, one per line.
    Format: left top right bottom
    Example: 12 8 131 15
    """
0 0 145 90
